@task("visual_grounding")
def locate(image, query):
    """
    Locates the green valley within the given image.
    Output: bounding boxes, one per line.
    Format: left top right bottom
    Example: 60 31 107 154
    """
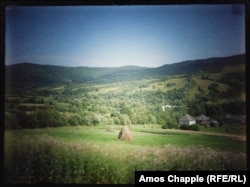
3 54 246 184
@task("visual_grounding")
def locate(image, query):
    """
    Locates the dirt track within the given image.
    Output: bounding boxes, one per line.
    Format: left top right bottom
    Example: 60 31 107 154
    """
165 129 246 141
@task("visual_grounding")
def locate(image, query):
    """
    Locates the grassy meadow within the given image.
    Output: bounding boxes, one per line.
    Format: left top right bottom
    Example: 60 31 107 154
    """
4 55 246 184
4 125 246 184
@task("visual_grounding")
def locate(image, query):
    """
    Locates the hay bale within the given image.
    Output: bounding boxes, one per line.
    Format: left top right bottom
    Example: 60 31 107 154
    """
76 125 81 130
106 125 114 132
118 125 132 141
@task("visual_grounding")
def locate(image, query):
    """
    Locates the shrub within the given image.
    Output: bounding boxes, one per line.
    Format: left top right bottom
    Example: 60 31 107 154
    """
163 117 178 129
179 124 199 131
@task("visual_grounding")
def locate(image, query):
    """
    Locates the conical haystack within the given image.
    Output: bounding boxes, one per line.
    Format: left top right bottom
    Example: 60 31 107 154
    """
106 125 114 132
118 125 132 141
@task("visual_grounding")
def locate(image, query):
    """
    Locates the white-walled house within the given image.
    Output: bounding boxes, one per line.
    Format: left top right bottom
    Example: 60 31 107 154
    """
179 114 196 125
162 104 177 112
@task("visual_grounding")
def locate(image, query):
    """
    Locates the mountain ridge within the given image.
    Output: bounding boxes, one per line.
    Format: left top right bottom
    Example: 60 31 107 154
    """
5 54 245 89
6 53 244 69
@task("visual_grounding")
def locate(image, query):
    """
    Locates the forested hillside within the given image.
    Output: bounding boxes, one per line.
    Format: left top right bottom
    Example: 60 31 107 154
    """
5 54 245 89
4 54 246 129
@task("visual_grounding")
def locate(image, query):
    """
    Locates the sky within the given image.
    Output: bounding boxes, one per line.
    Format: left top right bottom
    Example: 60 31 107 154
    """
5 4 245 67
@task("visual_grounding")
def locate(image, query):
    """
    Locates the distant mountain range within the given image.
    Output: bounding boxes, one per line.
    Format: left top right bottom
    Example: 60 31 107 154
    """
5 54 245 89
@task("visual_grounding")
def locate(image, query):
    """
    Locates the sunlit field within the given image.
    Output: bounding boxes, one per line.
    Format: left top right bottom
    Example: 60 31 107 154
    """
4 125 246 184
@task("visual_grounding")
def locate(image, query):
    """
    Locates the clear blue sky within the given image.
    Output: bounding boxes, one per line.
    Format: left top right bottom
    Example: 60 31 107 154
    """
5 4 245 67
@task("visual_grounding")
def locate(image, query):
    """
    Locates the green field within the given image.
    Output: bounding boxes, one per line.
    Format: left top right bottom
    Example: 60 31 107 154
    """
4 125 246 184
4 55 246 184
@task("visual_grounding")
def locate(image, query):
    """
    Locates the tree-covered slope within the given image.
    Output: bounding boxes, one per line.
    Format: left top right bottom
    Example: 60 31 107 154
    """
5 54 245 89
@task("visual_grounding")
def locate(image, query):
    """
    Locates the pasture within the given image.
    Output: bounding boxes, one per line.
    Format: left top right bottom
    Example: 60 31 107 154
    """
3 125 246 184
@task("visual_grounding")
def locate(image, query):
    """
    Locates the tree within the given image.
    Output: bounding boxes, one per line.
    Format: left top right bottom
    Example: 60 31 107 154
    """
112 117 120 125
25 114 39 128
34 108 66 127
155 112 166 125
147 114 157 124
120 106 132 115
205 104 224 118
188 101 205 116
15 110 27 128
129 113 137 124
198 86 203 92
4 112 20 129
69 117 78 126
162 116 178 129
119 114 131 125
208 83 219 92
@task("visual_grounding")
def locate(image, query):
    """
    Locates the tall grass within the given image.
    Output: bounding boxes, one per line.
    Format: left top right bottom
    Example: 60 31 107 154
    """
4 134 246 184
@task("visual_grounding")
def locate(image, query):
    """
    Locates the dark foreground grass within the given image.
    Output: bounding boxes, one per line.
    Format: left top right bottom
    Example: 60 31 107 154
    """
3 126 247 184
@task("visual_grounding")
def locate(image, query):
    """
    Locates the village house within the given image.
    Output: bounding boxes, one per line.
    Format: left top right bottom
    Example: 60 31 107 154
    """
196 114 210 126
196 114 220 127
179 114 196 125
209 120 220 127
196 114 210 123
